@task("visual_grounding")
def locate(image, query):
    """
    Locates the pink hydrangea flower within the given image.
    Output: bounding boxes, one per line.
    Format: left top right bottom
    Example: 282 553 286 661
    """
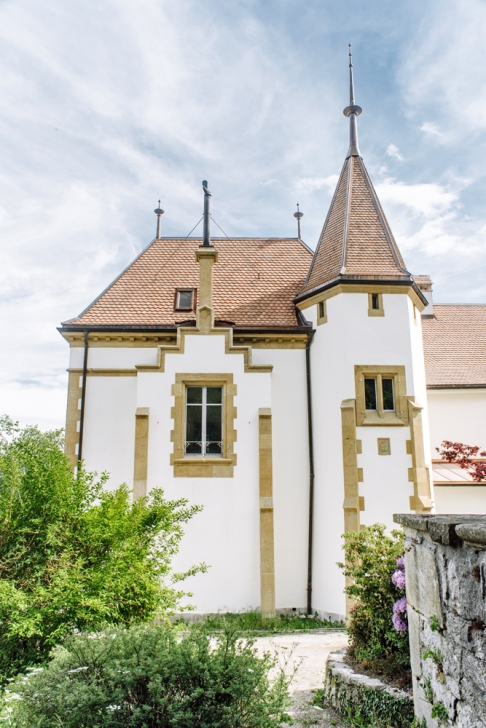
392 612 408 631
393 596 407 614
396 556 405 570
392 569 406 590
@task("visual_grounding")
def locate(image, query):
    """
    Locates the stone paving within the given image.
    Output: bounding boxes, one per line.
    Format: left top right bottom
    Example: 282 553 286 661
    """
252 630 349 727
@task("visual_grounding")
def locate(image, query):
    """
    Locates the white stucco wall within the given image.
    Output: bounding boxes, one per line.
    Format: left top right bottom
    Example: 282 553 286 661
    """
252 348 309 610
427 389 486 452
82 376 137 490
79 333 309 615
301 290 431 620
434 486 486 514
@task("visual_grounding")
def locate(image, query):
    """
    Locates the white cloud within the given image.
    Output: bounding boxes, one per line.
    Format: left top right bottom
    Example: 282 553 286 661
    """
295 176 339 193
376 180 458 219
400 0 486 135
386 144 404 161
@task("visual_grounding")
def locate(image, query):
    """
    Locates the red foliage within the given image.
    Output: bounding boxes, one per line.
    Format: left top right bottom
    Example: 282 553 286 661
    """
436 441 486 482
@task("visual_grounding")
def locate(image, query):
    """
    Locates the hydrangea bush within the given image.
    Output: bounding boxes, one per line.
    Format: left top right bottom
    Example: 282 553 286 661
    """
338 524 410 674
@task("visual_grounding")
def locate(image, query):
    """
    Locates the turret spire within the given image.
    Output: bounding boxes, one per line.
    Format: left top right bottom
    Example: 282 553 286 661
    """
343 44 362 158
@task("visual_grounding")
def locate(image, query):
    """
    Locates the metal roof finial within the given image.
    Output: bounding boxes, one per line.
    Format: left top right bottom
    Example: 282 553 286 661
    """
293 203 303 239
343 44 362 158
202 180 212 247
154 200 164 239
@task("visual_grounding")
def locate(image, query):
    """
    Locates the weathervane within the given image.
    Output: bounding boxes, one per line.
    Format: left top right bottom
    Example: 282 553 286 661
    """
294 203 303 239
154 201 164 239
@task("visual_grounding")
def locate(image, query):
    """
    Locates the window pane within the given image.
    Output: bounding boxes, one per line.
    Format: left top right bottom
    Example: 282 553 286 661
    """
364 378 377 410
206 441 223 455
186 404 202 445
187 387 202 404
186 441 202 454
372 293 379 310
178 290 193 308
382 378 395 410
206 405 222 442
207 386 222 404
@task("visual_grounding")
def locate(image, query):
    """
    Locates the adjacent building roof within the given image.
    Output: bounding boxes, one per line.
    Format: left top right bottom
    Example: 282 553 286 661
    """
62 237 313 330
422 305 486 387
412 275 433 291
432 460 486 486
296 155 412 300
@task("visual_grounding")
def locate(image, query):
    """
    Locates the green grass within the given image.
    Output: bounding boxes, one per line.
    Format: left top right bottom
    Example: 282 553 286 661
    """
178 610 345 633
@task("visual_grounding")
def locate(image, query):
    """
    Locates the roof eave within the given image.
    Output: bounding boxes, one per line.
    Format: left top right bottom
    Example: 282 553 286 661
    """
294 274 428 306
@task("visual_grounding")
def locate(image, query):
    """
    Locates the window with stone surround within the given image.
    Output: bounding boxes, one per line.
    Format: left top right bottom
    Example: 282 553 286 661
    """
355 365 408 426
170 373 237 477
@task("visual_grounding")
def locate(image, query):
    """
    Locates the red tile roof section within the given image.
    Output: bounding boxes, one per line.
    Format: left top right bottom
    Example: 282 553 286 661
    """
422 305 486 387
298 156 410 298
63 237 313 329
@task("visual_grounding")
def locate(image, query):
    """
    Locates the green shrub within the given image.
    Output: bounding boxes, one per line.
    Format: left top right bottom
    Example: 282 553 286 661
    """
0 623 291 727
0 416 204 681
338 524 409 672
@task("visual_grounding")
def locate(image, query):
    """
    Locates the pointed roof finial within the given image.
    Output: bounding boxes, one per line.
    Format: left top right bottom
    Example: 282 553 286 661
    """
343 44 362 158
293 203 303 239
154 200 164 239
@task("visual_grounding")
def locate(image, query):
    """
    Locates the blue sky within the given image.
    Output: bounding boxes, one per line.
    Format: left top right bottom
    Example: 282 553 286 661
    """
1 0 486 429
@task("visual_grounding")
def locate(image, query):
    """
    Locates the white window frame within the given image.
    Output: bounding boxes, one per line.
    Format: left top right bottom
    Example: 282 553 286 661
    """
185 385 223 456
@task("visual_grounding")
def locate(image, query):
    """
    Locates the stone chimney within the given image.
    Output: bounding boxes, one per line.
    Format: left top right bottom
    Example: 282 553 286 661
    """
195 245 218 332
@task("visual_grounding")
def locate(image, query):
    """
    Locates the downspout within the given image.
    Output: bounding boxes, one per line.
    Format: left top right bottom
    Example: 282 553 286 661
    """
77 330 89 468
305 328 316 615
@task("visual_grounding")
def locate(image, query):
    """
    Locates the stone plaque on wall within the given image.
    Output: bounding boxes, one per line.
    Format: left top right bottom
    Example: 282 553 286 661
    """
377 438 391 455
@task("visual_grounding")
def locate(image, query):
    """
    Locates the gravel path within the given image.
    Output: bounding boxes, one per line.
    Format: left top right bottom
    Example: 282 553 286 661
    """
252 630 349 727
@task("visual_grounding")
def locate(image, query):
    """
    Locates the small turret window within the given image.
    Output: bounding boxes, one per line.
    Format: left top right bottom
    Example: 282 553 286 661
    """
364 378 377 410
356 366 407 426
364 376 395 413
368 292 384 317
382 378 395 410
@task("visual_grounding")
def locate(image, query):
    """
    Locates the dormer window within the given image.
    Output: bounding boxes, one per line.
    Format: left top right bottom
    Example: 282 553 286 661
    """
175 288 196 311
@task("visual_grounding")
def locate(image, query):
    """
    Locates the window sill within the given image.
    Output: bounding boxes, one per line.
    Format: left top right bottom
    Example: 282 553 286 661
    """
171 456 235 478
360 412 406 427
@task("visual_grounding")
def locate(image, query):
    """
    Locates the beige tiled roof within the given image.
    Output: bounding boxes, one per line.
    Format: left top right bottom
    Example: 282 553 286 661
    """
422 305 486 387
412 275 433 290
63 237 313 330
298 156 410 299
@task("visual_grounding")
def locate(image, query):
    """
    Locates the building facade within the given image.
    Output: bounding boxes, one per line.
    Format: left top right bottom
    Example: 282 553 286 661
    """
59 61 486 621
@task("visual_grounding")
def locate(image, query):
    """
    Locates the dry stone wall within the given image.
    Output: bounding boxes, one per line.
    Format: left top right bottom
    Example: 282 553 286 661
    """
394 514 486 728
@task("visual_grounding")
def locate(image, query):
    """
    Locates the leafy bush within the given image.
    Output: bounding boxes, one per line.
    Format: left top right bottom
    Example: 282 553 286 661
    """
0 623 291 727
0 416 204 680
338 524 409 673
